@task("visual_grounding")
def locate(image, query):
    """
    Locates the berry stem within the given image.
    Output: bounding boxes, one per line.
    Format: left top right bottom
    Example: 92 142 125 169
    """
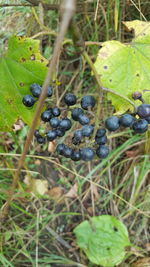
69 21 103 131
82 51 102 135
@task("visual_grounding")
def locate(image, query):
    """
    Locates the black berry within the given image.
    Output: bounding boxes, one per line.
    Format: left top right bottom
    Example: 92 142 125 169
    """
137 104 150 118
34 130 40 138
64 93 77 106
52 107 61 117
132 119 148 133
63 145 73 158
47 86 53 97
96 128 106 138
49 118 60 128
22 95 35 107
96 145 109 158
71 108 84 121
80 147 95 161
71 150 81 161
30 83 41 97
78 114 90 125
41 109 53 122
59 118 72 131
72 137 81 145
36 136 45 144
56 143 65 155
95 135 107 145
47 130 57 141
81 95 96 110
81 125 94 137
119 114 135 127
72 130 83 145
105 116 120 131
132 91 142 100
56 128 65 137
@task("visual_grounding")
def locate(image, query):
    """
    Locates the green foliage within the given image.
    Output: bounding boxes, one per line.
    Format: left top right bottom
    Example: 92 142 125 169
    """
94 20 150 113
0 36 48 131
73 215 130 267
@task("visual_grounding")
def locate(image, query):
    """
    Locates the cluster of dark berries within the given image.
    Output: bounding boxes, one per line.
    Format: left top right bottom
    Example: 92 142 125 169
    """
22 85 110 161
22 83 53 107
104 92 150 134
22 86 150 162
55 94 110 161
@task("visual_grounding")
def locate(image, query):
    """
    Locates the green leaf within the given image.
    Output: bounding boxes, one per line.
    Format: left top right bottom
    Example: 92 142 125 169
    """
73 215 130 267
94 20 150 113
0 36 48 131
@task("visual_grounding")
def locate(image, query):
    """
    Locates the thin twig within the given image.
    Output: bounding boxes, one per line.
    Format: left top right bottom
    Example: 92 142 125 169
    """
32 6 50 31
94 0 100 21
82 50 103 135
85 41 103 46
31 31 57 39
46 225 71 249
45 224 81 262
0 0 76 220
31 32 103 46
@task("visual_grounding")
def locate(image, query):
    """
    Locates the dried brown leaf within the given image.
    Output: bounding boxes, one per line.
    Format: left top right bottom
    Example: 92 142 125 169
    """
47 187 64 203
13 120 24 131
91 184 99 200
65 183 78 199
125 149 140 158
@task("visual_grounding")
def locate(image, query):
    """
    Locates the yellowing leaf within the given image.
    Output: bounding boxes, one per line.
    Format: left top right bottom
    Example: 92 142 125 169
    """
94 20 150 113
123 20 150 39
47 187 64 203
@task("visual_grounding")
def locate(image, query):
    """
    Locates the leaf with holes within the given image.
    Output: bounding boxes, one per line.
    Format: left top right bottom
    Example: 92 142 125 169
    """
73 215 130 267
0 36 48 131
94 20 150 113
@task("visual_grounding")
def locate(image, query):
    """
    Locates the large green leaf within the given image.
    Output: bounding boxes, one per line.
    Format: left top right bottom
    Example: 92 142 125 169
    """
0 36 48 131
73 215 130 267
94 20 150 113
